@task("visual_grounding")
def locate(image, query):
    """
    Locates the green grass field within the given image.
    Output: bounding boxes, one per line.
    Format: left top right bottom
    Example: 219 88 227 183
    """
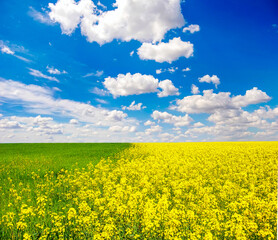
0 143 130 174
0 143 130 218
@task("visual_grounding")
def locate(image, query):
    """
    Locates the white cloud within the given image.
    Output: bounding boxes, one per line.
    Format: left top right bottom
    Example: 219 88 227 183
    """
198 74 220 88
183 24 200 34
29 68 59 82
0 115 63 141
156 69 162 74
33 115 53 125
159 132 176 142
1 105 277 142
70 119 79 124
14 55 31 63
158 80 180 97
207 107 278 129
207 109 262 127
109 125 136 133
130 51 134 57
104 73 158 97
1 45 14 55
0 41 31 62
145 125 162 135
0 78 134 127
193 122 204 127
232 87 271 107
156 67 178 75
95 98 108 104
191 84 199 94
47 66 67 74
0 119 22 129
184 105 278 141
49 0 95 35
254 106 278 119
16 116 63 135
83 70 104 78
48 0 185 45
182 67 190 72
137 37 193 63
122 101 146 111
144 120 155 126
0 115 63 136
28 7 54 25
104 73 179 98
167 67 178 73
90 87 109 96
172 88 271 114
97 1 106 9
185 125 254 141
151 110 192 127
0 114 140 143
53 87 62 92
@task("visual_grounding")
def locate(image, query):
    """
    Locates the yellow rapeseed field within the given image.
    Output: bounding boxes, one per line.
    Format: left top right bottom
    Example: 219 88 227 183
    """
1 142 277 239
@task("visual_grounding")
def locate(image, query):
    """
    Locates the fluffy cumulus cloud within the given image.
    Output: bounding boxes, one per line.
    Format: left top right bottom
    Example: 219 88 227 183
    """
183 24 200 33
168 84 278 141
151 110 192 127
0 115 63 138
254 106 278 119
48 0 185 45
207 109 264 127
69 119 79 124
172 88 271 114
144 120 155 126
137 37 193 63
0 119 22 129
104 73 158 97
198 75 220 88
232 87 271 107
103 73 179 98
207 106 278 129
158 80 180 97
185 105 278 141
145 125 162 135
193 122 204 127
122 101 146 111
0 78 136 127
185 125 253 140
0 115 140 143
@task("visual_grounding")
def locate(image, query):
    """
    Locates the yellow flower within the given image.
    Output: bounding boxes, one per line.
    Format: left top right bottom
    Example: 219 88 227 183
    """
23 232 32 240
68 208 77 220
16 221 27 230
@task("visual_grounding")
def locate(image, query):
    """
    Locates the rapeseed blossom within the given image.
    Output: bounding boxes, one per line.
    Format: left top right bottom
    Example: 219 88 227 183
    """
0 142 277 239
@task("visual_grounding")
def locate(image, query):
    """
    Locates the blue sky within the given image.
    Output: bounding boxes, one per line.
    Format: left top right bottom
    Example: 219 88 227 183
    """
0 0 278 142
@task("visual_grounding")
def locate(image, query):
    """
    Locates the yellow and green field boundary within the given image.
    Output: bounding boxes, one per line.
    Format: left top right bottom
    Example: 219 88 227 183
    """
0 142 277 239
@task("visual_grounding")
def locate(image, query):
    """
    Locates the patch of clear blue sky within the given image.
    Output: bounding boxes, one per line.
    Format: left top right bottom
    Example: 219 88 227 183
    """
0 0 277 122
